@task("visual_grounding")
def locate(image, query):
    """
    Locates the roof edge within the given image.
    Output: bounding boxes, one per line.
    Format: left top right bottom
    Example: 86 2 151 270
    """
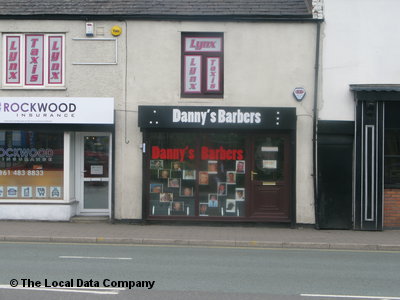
350 84 400 92
0 13 316 22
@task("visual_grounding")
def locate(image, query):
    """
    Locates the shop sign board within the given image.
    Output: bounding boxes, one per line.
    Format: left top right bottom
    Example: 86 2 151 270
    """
0 97 114 124
138 106 296 130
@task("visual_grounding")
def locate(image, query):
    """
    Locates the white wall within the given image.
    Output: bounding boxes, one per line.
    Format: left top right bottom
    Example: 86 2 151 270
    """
0 205 72 221
320 0 400 121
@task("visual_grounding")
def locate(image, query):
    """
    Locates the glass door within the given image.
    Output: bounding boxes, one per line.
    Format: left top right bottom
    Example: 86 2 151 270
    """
76 133 111 215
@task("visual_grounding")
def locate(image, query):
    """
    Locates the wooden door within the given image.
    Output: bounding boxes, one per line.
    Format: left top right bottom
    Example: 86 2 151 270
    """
248 134 291 222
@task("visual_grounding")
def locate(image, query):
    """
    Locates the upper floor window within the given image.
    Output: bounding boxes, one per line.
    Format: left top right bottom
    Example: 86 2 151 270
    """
181 32 223 98
2 34 65 88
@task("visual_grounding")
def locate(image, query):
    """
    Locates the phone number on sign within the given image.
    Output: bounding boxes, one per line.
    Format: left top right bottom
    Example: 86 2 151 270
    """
0 170 44 176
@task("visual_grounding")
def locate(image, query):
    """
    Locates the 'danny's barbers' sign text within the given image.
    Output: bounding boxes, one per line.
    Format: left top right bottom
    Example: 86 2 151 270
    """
138 106 296 130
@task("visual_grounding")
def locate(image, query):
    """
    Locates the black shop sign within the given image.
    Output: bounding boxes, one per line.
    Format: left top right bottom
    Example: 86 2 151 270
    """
138 106 296 130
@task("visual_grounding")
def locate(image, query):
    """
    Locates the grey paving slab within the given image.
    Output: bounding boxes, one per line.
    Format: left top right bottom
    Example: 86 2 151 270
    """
0 221 399 251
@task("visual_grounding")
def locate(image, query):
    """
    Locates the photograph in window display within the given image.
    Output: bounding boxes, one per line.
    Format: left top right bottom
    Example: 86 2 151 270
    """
150 160 163 170
208 194 218 207
172 201 184 212
226 199 236 213
208 160 218 174
226 171 236 184
235 160 245 173
159 169 170 179
150 183 163 193
199 171 209 185
180 186 193 197
199 203 208 216
171 161 182 171
160 192 173 202
217 182 227 196
168 178 180 188
183 170 196 180
235 188 245 201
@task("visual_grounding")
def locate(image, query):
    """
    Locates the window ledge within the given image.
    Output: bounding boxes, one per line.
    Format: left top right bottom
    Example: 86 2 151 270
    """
0 199 77 205
1 87 67 91
178 98 225 104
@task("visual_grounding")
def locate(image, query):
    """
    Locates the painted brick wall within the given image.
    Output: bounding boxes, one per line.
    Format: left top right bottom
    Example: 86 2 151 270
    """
384 189 400 228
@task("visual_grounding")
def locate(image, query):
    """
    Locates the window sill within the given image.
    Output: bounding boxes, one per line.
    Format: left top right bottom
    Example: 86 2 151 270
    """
1 87 67 91
0 199 77 205
178 98 225 104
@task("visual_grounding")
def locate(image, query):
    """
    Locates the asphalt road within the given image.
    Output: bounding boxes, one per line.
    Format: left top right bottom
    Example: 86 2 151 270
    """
0 242 399 300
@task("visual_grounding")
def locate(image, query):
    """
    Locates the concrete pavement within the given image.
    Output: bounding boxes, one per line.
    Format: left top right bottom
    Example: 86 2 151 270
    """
1 220 400 251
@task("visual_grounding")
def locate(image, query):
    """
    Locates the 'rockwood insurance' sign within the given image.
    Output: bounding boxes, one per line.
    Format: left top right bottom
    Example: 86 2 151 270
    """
0 97 114 124
138 106 296 130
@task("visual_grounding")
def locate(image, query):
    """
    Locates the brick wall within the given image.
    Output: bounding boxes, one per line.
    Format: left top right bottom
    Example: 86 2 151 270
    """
384 189 400 228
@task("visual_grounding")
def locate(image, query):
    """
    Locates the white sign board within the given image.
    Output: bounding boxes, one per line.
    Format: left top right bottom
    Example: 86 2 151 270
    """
0 97 114 124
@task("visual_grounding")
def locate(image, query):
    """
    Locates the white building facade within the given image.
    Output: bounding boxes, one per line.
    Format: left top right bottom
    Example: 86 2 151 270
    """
318 0 400 229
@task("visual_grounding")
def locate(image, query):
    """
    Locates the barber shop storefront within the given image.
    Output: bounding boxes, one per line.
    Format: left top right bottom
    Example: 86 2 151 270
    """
139 106 297 224
0 97 114 221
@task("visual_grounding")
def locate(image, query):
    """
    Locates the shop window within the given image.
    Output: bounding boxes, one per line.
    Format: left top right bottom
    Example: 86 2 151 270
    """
385 129 400 186
385 102 400 187
181 32 223 98
147 132 246 218
0 130 64 200
2 34 65 88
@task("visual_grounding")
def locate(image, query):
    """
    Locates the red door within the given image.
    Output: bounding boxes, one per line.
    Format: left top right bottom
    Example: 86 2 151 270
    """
248 134 292 222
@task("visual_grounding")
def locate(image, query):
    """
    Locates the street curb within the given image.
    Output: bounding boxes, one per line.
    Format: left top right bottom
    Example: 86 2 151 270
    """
1 235 400 251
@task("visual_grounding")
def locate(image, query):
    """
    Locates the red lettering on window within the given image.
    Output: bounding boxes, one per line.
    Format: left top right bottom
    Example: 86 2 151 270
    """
51 63 60 71
51 72 59 79
30 49 39 56
9 72 18 79
30 38 39 48
8 63 18 70
51 52 60 61
51 41 60 50
189 67 197 75
10 41 17 50
200 146 244 160
8 52 18 62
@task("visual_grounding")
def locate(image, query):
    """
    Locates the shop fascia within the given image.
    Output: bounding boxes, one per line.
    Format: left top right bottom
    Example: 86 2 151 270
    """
138 106 296 130
0 97 114 124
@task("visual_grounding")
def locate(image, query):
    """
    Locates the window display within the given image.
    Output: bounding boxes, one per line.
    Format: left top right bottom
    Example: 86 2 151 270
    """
147 132 246 218
0 130 63 200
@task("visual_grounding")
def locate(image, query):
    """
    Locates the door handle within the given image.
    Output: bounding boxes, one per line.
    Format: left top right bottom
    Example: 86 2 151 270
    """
251 171 258 181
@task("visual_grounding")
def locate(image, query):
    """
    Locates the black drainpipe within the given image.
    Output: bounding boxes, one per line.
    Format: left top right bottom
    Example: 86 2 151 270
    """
313 21 322 229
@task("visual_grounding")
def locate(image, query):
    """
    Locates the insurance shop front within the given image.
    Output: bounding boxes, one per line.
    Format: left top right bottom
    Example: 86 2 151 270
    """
0 97 114 221
139 106 297 224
